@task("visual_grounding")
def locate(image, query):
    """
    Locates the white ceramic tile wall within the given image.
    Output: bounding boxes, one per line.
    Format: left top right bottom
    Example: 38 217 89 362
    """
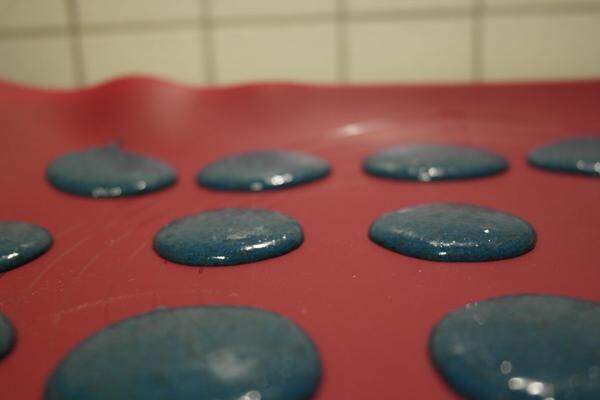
82 29 204 85
0 0 67 29
0 36 75 87
214 23 336 83
212 0 335 18
484 0 598 7
348 18 472 82
78 0 201 24
483 13 600 80
0 0 599 88
347 0 474 13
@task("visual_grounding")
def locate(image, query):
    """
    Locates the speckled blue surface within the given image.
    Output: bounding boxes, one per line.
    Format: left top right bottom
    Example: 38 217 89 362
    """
46 145 177 198
363 144 508 181
369 203 536 262
528 137 600 176
197 150 330 191
44 306 321 400
0 221 53 272
0 312 15 361
430 294 600 400
153 208 303 266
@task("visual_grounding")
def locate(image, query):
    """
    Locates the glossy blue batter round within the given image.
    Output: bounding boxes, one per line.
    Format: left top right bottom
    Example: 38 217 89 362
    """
0 312 16 360
44 306 321 400
528 136 600 176
46 144 177 198
153 208 303 266
430 294 600 400
197 150 330 191
363 144 508 181
369 203 536 262
0 221 53 272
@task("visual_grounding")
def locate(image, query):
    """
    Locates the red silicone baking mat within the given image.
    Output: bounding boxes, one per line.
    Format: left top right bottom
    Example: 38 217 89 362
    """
0 78 599 399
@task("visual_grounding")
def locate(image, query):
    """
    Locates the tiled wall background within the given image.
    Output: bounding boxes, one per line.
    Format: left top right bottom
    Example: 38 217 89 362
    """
1 0 600 88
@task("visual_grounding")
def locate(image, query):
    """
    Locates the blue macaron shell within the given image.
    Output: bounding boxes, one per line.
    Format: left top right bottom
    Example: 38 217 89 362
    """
364 144 508 181
528 136 600 176
369 203 536 262
0 221 53 272
46 145 177 198
153 208 304 266
44 306 322 400
197 150 330 191
430 294 600 400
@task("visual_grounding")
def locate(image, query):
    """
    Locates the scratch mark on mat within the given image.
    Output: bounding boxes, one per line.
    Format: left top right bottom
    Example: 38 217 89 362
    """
75 253 101 279
128 240 148 260
25 234 94 294
51 292 154 320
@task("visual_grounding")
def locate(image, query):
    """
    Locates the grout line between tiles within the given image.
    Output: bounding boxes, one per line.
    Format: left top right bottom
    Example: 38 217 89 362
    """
483 1 600 16
335 0 349 83
200 0 217 84
3 3 600 40
0 26 68 40
213 13 335 27
64 0 85 86
471 0 484 82
347 7 474 22
81 19 200 35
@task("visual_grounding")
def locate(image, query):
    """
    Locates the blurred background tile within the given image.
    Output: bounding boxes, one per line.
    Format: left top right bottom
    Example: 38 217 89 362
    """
0 0 67 29
0 0 599 88
483 13 600 80
0 36 74 86
82 29 204 85
347 18 472 82
212 0 335 18
214 23 336 83
347 0 474 13
484 0 600 8
78 0 201 24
